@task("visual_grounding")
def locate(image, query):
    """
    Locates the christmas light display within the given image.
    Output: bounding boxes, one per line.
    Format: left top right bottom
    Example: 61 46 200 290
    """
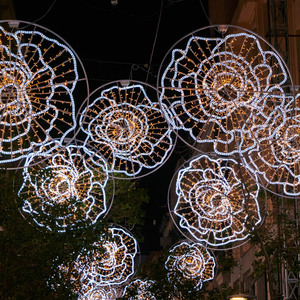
158 26 292 155
170 155 262 248
78 285 121 300
122 279 156 299
74 226 138 292
165 241 215 290
18 141 110 231
244 93 300 197
0 21 86 168
79 80 175 178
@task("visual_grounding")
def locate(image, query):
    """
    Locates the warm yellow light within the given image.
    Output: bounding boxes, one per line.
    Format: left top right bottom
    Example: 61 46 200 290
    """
229 297 247 300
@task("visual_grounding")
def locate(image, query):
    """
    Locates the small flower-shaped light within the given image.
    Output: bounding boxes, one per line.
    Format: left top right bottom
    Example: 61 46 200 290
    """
165 241 215 290
245 93 300 197
78 285 121 300
170 155 262 247
79 81 175 178
159 27 291 155
0 21 84 167
18 141 109 231
75 226 138 290
122 279 156 299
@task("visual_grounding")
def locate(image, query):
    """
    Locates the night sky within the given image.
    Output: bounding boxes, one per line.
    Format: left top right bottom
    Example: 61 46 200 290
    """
11 0 209 254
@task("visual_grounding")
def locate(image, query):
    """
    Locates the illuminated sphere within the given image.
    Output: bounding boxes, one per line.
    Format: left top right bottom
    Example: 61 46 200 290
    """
122 279 156 299
78 80 175 178
158 25 293 155
244 93 300 197
18 140 110 231
165 241 215 290
0 20 88 168
169 154 262 248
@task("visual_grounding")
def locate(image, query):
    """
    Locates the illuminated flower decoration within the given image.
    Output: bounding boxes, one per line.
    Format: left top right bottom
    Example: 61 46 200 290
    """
170 155 262 247
78 285 121 300
158 27 291 155
0 21 87 168
122 279 156 299
165 241 215 290
244 93 300 197
79 81 175 178
75 226 138 291
18 140 110 231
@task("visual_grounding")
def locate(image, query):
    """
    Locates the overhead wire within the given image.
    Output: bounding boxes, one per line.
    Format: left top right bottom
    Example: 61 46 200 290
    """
145 0 164 83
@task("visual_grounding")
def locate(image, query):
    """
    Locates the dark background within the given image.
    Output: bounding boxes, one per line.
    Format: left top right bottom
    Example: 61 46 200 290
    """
12 0 209 254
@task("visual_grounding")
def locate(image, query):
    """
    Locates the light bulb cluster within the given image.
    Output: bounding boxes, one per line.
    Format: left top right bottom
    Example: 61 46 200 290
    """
0 24 79 167
79 82 175 177
64 226 138 298
165 241 215 290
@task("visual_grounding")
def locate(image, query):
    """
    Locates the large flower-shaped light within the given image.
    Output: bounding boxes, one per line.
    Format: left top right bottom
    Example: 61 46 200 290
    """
75 226 138 291
0 21 81 167
165 241 215 290
79 81 174 177
171 155 262 247
122 279 156 299
18 141 109 231
159 29 290 155
244 94 300 197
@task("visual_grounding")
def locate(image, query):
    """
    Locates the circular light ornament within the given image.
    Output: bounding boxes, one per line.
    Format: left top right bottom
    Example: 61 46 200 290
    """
78 285 122 300
73 226 138 294
169 154 263 249
0 20 89 169
18 140 111 232
122 279 156 299
78 80 176 178
158 25 293 155
244 93 300 198
165 241 215 291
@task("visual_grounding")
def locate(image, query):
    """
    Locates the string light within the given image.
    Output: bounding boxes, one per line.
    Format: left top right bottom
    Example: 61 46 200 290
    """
0 21 84 168
170 155 262 248
78 285 121 300
122 279 156 299
79 80 175 178
165 241 215 290
18 140 110 232
158 28 290 155
244 93 300 197
73 226 138 296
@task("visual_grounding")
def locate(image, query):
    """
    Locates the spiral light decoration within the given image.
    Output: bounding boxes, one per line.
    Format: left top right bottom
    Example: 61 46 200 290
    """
73 226 138 295
158 25 292 155
78 285 121 300
18 140 110 232
122 279 156 300
0 20 88 168
165 241 215 290
78 80 175 178
243 93 300 197
169 155 262 248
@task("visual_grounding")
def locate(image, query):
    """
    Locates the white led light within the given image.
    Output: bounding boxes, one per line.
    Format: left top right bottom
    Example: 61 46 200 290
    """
159 30 290 155
79 82 174 177
165 241 215 290
171 155 262 248
18 140 109 232
0 23 79 167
